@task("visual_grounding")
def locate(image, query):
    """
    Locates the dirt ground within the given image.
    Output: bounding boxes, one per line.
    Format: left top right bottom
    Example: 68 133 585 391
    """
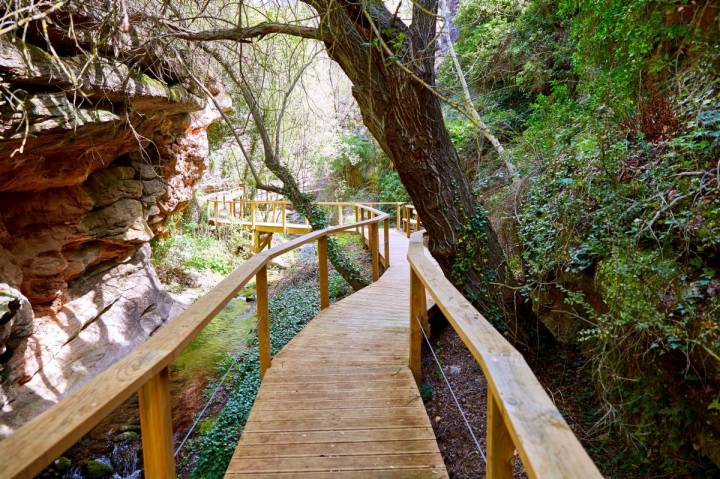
421 312 609 478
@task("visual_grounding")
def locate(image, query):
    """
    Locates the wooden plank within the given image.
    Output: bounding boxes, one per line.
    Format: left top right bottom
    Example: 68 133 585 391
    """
237 427 437 445
318 236 329 309
242 416 431 433
252 397 423 411
248 406 424 422
409 267 424 384
487 391 515 479
257 265 271 379
232 440 441 458
227 469 447 478
226 453 445 474
138 368 175 479
370 221 379 281
256 387 420 402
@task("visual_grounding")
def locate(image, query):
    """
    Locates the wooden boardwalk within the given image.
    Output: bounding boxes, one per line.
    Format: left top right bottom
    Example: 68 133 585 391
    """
225 229 448 478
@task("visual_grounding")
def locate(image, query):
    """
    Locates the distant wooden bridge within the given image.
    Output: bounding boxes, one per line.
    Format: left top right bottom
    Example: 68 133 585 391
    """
0 201 601 478
206 197 423 251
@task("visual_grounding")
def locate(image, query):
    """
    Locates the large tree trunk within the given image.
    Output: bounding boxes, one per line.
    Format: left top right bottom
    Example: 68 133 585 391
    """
307 0 516 325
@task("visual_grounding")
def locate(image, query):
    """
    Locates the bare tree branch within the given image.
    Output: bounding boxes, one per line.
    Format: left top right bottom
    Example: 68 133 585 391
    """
171 21 325 43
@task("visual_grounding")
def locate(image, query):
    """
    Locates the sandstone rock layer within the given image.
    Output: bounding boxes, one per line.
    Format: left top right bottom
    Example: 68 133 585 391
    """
0 14 229 434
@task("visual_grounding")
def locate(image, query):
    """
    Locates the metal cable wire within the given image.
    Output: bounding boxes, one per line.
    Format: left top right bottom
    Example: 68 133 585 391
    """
416 316 487 463
174 347 246 457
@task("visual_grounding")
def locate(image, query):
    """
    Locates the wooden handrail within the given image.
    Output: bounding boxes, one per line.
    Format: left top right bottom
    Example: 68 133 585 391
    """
0 204 389 479
407 231 602 479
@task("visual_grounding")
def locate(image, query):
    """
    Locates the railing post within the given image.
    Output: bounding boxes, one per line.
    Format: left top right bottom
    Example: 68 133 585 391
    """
256 265 271 379
338 204 343 225
355 206 359 233
396 204 401 231
240 200 245 219
404 207 410 237
487 392 515 479
383 218 390 268
370 220 379 281
360 209 366 243
251 201 256 228
213 200 218 219
281 203 287 233
318 236 329 309
138 368 175 479
409 267 425 384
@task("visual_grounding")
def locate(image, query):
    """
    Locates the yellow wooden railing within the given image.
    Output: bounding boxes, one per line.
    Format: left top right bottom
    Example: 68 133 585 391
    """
401 204 421 237
207 198 406 231
0 204 389 479
407 231 602 478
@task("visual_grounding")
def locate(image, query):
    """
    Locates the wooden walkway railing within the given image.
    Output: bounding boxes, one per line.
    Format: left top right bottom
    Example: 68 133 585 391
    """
0 200 603 478
407 231 602 478
0 204 390 479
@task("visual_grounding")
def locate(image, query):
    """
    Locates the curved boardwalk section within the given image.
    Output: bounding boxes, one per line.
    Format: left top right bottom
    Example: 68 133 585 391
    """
225 230 448 478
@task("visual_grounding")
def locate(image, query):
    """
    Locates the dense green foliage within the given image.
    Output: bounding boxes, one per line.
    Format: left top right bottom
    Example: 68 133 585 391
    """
443 0 720 474
316 130 409 203
191 284 320 479
152 216 244 277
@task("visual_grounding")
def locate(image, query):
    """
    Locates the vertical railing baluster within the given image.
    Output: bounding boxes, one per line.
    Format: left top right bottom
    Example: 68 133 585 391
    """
360 208 366 243
338 204 343 225
256 265 271 378
383 218 390 268
281 203 287 233
409 267 425 384
370 218 379 281
396 204 401 231
487 392 515 479
355 205 359 234
318 236 329 309
138 368 175 479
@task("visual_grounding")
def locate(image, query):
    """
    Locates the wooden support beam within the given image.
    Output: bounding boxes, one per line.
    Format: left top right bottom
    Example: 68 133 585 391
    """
396 205 401 232
370 221 379 282
409 267 424 384
487 392 515 479
138 368 175 479
256 265 271 379
404 207 410 238
383 219 390 268
318 236 329 309
282 203 287 233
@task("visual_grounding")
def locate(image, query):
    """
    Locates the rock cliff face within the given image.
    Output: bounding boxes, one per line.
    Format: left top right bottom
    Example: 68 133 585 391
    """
0 8 229 434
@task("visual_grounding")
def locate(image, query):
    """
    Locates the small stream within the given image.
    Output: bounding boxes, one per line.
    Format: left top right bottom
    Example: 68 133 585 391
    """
48 294 257 479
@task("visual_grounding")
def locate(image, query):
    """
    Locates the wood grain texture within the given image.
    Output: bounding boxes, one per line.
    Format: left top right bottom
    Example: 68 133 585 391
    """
257 265 271 378
138 368 175 479
318 236 329 309
226 230 448 478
